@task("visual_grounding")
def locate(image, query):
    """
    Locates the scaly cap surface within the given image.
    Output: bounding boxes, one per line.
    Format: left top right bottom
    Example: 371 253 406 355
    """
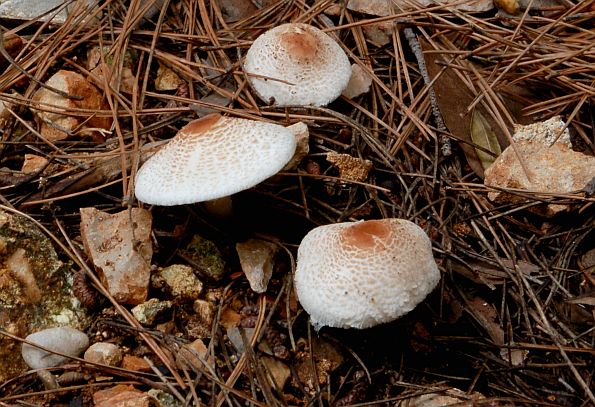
244 23 351 106
135 114 296 205
295 219 440 329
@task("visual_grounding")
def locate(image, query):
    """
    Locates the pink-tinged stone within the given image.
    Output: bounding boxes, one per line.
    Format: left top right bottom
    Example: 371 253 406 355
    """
80 208 152 305
93 384 152 407
32 70 111 142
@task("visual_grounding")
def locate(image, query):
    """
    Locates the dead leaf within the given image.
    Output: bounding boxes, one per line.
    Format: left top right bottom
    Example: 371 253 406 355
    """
422 40 510 178
21 155 49 175
260 355 291 389
466 297 504 346
20 141 164 207
451 258 539 286
470 109 502 170
566 291 595 307
326 152 373 182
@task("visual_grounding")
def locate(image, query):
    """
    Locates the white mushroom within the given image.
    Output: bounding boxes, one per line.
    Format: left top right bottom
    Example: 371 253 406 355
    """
134 114 296 205
295 218 440 329
244 23 352 107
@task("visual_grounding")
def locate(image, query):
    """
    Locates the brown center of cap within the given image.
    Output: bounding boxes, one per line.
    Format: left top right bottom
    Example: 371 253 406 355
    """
280 30 319 62
180 113 222 136
342 220 392 250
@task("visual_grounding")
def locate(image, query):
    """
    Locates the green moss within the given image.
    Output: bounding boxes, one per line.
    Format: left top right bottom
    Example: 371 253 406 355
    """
182 235 226 280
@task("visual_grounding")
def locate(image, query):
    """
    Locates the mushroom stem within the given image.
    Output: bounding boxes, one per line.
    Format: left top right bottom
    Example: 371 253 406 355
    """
202 196 234 219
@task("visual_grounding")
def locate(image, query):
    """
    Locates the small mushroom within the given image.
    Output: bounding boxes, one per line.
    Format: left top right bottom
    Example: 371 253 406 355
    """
294 219 440 329
134 114 296 205
244 23 352 107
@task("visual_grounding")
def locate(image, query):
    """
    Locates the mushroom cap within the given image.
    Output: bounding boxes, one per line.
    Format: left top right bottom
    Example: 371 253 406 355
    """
294 219 440 329
244 23 352 107
134 114 296 205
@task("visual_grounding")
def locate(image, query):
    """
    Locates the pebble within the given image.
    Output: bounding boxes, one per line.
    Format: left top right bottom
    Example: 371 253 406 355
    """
84 342 123 367
21 327 89 369
152 264 203 301
131 298 172 326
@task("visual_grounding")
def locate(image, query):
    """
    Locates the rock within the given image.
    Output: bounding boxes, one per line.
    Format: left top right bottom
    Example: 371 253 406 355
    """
484 117 595 216
121 355 152 373
93 384 153 407
179 338 213 370
151 264 203 301
236 239 278 293
87 46 137 95
148 389 183 407
131 298 173 326
362 21 394 47
193 299 216 324
0 0 98 24
347 0 492 14
80 207 152 305
21 327 89 369
83 342 123 366
180 235 226 280
342 64 373 99
398 387 485 406
261 355 291 389
293 336 344 395
32 70 111 142
189 299 216 337
0 209 89 381
155 62 182 91
227 327 255 353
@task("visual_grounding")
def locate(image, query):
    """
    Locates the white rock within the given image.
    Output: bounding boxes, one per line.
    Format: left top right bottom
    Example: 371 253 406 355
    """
343 64 373 99
0 0 98 24
22 327 89 369
485 117 595 216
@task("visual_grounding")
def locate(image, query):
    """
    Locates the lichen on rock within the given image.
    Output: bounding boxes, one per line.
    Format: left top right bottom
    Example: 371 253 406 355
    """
0 209 89 381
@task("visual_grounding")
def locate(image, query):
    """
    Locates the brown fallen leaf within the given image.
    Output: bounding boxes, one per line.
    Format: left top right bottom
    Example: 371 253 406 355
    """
470 109 502 171
0 33 24 70
422 40 512 178
566 291 595 307
20 141 164 207
326 152 373 182
465 296 504 346
451 258 539 286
